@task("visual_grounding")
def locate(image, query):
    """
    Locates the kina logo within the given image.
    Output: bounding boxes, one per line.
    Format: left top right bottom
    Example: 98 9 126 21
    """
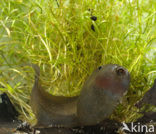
122 122 155 133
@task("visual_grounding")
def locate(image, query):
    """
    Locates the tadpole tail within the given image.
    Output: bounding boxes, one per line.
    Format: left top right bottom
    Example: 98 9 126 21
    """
31 64 40 84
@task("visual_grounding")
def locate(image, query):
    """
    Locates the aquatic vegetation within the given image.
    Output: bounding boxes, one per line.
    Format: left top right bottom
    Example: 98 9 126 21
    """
0 0 155 123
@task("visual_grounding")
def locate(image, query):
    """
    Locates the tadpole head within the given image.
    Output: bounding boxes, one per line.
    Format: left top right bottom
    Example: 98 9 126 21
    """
94 64 130 97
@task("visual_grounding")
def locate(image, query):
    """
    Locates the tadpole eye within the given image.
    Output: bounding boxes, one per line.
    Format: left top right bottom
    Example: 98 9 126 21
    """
98 66 102 70
116 67 126 76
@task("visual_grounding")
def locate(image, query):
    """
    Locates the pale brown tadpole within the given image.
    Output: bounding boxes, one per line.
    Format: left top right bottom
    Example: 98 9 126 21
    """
30 64 130 128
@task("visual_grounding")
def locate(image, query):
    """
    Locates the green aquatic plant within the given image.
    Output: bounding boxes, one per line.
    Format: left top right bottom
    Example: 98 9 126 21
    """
0 0 155 123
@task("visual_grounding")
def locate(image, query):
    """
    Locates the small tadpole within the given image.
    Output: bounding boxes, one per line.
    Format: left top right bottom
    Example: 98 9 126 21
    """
98 66 102 70
90 16 97 21
126 97 130 103
90 15 97 32
91 24 95 32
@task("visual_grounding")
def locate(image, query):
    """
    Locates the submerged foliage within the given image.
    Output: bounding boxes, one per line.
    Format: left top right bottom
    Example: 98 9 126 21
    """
0 0 155 122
